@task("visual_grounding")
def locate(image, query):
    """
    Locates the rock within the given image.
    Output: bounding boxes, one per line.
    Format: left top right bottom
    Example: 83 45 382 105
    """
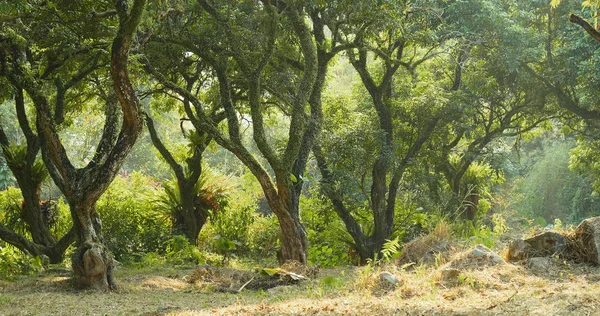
527 257 551 272
470 244 506 265
574 217 600 265
524 231 567 256
446 244 505 269
507 231 568 262
439 268 461 283
379 271 401 287
507 239 527 261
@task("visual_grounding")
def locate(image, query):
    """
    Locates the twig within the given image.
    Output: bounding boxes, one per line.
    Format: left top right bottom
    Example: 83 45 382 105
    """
237 277 255 293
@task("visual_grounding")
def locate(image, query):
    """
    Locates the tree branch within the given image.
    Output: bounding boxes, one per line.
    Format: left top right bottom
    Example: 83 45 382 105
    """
569 14 600 43
144 113 184 179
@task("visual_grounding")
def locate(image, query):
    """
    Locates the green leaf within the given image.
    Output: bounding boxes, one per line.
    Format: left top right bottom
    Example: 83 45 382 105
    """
533 216 547 227
290 174 298 183
259 267 281 277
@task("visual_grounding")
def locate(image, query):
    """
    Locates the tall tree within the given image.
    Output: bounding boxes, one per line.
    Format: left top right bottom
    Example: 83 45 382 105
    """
138 7 229 244
314 0 448 262
0 0 147 290
142 0 341 264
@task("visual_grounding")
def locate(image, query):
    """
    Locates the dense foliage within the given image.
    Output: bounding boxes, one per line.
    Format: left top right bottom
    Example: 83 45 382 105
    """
1 0 600 289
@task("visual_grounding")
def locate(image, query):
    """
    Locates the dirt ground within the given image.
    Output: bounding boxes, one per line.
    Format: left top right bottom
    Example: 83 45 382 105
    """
1 258 600 316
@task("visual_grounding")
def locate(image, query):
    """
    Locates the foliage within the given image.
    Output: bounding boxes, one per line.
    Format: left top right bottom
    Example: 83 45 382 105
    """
513 137 600 224
0 186 72 255
164 235 203 265
204 204 253 254
0 245 43 278
96 172 171 262
196 171 279 260
212 234 238 265
49 199 72 241
380 237 402 262
0 156 14 190
246 214 280 260
455 221 497 249
302 193 350 267
1 144 48 185
0 187 26 235
451 213 509 250
154 167 228 242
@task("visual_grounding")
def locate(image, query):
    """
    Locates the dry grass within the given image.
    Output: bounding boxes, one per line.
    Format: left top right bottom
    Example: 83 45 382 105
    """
397 221 455 267
1 259 600 315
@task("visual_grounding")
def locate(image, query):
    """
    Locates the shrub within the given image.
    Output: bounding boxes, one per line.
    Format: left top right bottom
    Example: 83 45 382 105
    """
164 235 203 265
96 171 171 262
0 245 43 278
302 193 349 267
246 213 279 259
0 187 26 236
196 170 280 261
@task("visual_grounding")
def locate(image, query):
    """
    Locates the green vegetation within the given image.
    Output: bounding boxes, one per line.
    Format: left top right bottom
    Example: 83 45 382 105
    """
1 2 600 311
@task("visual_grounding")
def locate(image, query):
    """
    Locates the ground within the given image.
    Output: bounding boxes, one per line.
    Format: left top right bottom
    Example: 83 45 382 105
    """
1 257 599 316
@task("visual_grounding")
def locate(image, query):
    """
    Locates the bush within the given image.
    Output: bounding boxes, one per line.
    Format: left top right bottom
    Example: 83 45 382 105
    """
197 170 280 261
164 235 203 265
0 186 71 244
246 214 279 259
0 245 43 278
302 194 349 267
96 172 171 262
0 187 26 235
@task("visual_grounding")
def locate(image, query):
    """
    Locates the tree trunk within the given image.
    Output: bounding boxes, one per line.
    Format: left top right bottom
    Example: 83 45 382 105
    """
173 182 208 246
276 200 308 264
70 201 116 290
279 188 308 264
14 172 54 243
4 156 73 263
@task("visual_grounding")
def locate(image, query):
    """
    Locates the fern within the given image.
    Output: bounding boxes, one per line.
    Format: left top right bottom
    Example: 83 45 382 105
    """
380 236 401 262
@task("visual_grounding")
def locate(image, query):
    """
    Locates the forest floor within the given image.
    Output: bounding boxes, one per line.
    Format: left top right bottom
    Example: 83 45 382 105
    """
1 255 600 316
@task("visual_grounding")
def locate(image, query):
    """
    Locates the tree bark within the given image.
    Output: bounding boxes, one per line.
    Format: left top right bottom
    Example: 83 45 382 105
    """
69 201 116 290
174 179 209 245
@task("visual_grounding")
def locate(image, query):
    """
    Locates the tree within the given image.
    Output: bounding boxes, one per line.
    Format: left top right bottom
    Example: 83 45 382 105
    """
137 9 229 244
0 86 75 263
313 0 450 262
141 0 344 264
0 0 147 290
407 0 556 221
433 51 553 220
145 111 226 245
522 2 600 193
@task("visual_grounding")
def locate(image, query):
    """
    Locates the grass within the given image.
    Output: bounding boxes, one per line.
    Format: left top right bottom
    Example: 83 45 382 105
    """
1 258 600 315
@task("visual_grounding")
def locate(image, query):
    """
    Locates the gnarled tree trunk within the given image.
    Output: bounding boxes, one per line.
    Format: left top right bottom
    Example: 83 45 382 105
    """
275 187 308 264
12 0 146 290
70 200 115 290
